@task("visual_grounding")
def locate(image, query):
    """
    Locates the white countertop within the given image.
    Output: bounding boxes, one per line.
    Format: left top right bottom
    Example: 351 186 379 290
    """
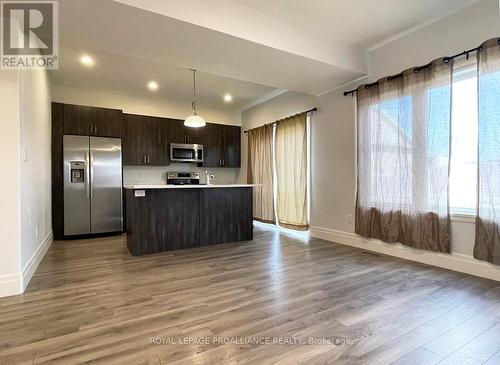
124 184 262 189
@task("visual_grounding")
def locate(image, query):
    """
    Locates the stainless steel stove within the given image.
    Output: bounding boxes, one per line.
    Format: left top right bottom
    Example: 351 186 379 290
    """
166 172 200 185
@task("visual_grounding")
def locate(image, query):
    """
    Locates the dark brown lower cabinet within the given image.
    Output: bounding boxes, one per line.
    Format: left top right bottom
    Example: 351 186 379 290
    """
126 189 200 255
199 188 253 246
125 187 253 255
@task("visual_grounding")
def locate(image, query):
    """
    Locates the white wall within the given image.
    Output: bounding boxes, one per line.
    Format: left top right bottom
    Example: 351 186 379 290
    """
0 64 52 297
241 0 500 280
0 70 22 296
19 67 53 289
368 0 500 80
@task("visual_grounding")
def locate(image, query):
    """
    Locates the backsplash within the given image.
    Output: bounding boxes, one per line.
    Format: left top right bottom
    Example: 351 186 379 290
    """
123 164 240 185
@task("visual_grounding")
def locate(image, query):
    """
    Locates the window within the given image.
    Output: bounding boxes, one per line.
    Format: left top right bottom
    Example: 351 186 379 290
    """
372 96 413 209
450 63 478 215
368 89 451 212
364 69 478 215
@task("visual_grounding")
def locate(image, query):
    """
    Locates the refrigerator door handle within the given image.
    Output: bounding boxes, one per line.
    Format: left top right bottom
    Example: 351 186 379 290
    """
85 150 91 199
90 148 94 200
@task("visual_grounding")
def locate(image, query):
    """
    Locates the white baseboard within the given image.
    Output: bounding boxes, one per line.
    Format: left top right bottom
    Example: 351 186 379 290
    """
22 231 53 291
0 231 53 298
310 226 500 282
0 272 22 297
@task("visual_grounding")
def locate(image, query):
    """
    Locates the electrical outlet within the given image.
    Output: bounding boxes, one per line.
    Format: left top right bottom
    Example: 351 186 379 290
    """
347 214 353 224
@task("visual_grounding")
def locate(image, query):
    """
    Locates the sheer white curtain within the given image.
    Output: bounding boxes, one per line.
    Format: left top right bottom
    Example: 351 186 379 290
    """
247 125 275 224
356 59 452 253
474 38 500 264
275 112 308 230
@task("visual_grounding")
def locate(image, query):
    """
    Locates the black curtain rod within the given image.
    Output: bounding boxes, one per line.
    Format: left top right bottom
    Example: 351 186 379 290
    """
243 107 317 134
342 42 497 97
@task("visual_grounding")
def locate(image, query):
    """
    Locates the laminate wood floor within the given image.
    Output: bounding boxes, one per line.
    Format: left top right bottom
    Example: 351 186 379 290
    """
1 225 500 365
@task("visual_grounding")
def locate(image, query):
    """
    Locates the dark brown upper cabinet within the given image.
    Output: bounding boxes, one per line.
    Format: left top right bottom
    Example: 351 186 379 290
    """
165 118 203 144
186 125 203 144
63 104 93 135
122 114 169 166
148 117 169 166
74 106 241 168
200 124 241 168
220 125 241 168
201 123 222 167
166 119 187 144
123 114 149 165
93 107 122 137
63 103 122 138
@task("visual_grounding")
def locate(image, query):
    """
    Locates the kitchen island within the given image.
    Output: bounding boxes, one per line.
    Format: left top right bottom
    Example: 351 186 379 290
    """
124 184 258 255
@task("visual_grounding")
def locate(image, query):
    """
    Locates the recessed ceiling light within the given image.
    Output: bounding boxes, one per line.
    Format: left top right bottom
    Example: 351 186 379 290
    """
223 94 233 103
147 81 159 91
80 54 95 67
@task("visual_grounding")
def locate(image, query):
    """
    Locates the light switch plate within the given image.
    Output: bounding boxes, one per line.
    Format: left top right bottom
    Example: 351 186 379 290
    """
134 190 146 197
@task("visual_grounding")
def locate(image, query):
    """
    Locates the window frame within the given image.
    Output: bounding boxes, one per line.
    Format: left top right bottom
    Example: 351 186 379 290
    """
449 61 478 218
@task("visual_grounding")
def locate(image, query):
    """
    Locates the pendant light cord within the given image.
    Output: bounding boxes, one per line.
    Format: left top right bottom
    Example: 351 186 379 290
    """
192 69 197 116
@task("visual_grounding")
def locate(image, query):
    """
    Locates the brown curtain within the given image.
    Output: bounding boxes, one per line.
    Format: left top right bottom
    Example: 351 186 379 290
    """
356 58 452 253
247 124 275 223
275 112 308 230
474 38 500 265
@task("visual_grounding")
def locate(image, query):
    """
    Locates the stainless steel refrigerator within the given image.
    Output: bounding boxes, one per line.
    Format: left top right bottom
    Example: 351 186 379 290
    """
63 135 123 236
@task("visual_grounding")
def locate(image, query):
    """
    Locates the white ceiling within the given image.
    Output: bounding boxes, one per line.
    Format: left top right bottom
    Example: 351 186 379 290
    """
51 0 482 112
52 45 276 112
232 0 482 49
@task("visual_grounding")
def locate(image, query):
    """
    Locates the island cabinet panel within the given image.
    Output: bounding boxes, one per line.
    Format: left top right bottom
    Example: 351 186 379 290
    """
126 189 200 255
199 188 253 246
125 187 254 255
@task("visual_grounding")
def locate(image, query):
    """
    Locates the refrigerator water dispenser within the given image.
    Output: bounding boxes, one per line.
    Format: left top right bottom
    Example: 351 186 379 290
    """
70 161 85 183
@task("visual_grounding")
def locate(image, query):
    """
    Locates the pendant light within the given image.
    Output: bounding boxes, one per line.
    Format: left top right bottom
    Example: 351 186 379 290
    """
184 69 206 128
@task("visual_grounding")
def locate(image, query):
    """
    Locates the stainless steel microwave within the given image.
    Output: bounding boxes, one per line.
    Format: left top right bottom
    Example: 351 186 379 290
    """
170 143 204 163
